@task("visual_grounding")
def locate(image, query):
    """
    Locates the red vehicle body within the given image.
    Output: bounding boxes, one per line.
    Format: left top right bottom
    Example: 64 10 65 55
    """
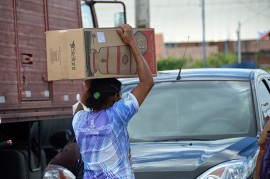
0 0 83 123
0 1 126 178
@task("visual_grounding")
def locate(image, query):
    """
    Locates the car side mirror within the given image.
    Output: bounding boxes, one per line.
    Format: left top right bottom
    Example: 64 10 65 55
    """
50 129 72 148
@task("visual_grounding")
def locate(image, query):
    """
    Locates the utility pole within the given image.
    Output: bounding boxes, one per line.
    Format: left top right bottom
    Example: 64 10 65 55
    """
201 0 206 68
135 0 150 28
237 22 241 64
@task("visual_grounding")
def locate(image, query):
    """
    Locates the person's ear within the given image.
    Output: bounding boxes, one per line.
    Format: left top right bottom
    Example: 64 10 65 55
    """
114 93 121 101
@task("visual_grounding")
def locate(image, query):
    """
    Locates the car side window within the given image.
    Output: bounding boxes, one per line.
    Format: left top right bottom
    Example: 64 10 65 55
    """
258 79 270 126
81 1 94 28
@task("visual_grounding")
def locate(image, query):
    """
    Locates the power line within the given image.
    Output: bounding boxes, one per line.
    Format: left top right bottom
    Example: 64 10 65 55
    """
241 6 270 25
149 0 270 8
235 0 270 19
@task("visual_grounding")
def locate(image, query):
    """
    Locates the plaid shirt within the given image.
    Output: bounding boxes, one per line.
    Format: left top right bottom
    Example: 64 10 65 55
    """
73 93 139 179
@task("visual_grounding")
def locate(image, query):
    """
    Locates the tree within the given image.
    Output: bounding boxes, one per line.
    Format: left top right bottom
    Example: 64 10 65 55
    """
157 52 238 70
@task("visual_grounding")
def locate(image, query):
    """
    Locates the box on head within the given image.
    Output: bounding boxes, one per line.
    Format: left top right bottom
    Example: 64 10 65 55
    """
45 27 157 81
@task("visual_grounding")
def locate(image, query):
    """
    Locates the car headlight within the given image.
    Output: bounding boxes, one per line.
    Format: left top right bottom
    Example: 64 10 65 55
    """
42 164 75 179
197 150 258 179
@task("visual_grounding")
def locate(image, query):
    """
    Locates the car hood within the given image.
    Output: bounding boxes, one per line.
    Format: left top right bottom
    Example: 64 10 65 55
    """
130 137 257 179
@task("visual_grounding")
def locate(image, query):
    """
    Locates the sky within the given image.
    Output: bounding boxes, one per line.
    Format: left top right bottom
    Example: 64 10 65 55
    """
117 0 270 43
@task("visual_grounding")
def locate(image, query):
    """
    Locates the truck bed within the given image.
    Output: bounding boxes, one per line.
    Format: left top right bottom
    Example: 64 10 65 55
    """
0 0 83 123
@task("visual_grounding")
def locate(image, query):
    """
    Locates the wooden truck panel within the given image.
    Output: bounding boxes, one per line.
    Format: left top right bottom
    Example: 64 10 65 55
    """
0 0 83 123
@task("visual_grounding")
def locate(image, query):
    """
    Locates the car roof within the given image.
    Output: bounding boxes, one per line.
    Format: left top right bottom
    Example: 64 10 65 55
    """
120 68 269 85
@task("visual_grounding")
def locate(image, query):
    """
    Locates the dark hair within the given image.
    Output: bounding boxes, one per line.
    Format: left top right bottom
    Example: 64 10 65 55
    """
86 78 121 110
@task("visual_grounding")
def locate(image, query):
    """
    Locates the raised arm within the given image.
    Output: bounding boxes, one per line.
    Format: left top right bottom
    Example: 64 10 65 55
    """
73 80 91 115
117 24 154 106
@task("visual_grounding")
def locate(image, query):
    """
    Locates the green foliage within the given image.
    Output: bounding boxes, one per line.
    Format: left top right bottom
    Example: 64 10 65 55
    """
157 57 186 71
262 67 270 72
206 52 238 67
157 52 238 70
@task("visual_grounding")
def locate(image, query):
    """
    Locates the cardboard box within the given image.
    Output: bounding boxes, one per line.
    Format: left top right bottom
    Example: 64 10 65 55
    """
46 28 156 81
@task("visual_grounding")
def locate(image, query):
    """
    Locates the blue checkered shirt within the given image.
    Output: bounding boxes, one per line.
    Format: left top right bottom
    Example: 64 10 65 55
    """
72 93 139 179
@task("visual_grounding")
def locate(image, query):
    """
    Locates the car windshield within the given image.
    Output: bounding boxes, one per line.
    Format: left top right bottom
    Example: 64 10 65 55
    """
122 80 256 142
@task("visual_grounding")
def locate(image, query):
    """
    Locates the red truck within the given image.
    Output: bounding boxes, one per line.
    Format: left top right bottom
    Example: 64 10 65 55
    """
0 1 126 178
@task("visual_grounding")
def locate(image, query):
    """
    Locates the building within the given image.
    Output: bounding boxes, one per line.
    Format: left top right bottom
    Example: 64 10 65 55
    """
155 33 270 68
